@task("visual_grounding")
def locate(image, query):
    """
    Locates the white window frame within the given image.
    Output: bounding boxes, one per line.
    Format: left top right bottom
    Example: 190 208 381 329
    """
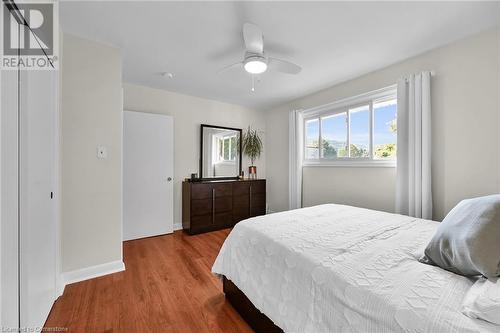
216 133 237 163
302 85 397 167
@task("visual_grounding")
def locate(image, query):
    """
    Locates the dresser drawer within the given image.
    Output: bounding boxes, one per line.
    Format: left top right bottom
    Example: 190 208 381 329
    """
191 199 212 216
215 212 233 228
191 214 213 228
233 194 249 209
233 205 250 217
233 182 250 196
213 183 232 197
251 205 266 217
250 181 266 194
251 193 266 207
215 196 232 213
191 183 212 200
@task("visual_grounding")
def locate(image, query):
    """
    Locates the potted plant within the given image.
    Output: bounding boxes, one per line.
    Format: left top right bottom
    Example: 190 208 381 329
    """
241 126 263 178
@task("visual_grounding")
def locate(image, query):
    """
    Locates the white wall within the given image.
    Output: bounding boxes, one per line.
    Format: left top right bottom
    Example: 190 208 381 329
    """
123 84 266 228
266 28 500 221
303 167 396 213
61 34 123 272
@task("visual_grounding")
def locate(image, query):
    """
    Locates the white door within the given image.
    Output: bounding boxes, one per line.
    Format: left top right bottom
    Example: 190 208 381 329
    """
1 9 58 331
1 65 21 330
123 111 174 240
19 70 58 328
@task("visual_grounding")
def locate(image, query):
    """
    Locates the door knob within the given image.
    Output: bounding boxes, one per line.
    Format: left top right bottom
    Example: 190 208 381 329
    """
167 177 172 181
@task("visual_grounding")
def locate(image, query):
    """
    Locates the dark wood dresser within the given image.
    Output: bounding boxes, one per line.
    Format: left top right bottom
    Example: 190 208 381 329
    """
182 179 266 235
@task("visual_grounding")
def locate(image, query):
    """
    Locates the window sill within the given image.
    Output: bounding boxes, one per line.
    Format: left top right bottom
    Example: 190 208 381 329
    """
302 160 396 168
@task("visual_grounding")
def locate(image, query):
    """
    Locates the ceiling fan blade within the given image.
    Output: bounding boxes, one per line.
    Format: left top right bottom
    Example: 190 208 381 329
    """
243 23 263 54
268 57 302 74
217 62 243 74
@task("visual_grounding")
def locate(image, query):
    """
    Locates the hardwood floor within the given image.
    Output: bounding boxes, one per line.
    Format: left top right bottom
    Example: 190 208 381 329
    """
45 229 252 333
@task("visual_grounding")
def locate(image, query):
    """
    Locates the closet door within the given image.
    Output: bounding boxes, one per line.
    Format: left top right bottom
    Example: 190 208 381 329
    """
1 4 58 330
19 70 58 329
1 65 21 331
123 111 174 240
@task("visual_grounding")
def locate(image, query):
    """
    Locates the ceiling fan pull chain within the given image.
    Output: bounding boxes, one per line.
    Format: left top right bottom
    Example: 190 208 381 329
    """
251 75 255 92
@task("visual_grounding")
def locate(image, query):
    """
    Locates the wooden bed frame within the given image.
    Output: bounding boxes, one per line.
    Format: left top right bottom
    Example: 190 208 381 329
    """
223 276 283 333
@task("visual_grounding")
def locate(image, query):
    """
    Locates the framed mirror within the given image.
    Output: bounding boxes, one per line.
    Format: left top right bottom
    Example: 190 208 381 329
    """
200 124 242 180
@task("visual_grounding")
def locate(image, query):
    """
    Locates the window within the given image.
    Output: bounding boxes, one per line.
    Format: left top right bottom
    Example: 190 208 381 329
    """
321 113 347 158
217 134 237 162
349 105 370 158
303 87 397 166
373 99 397 159
305 119 319 159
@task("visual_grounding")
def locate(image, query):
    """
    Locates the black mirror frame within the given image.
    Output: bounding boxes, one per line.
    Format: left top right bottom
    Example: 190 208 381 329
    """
199 124 243 181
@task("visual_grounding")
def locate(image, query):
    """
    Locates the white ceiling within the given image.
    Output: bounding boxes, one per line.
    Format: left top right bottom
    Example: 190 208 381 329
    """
60 1 500 110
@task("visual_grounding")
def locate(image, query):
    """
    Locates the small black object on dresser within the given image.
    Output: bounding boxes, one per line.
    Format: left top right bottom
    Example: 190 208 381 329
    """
182 179 266 235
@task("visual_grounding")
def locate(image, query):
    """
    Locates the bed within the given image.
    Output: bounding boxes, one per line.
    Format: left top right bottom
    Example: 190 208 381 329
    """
212 204 498 333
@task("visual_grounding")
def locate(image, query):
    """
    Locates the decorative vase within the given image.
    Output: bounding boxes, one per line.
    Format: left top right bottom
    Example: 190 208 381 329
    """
249 166 257 179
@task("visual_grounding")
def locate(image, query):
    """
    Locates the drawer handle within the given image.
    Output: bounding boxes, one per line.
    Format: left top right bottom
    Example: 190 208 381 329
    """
249 185 252 215
212 188 215 224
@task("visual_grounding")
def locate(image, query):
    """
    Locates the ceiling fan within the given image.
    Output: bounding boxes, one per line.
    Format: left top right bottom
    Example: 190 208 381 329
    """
218 23 302 78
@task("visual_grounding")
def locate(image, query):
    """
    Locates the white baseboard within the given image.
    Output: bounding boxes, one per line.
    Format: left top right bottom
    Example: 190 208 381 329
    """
57 280 65 298
59 260 125 295
174 222 182 231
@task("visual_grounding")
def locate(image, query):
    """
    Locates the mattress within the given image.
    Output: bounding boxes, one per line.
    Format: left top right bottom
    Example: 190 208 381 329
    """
212 204 498 333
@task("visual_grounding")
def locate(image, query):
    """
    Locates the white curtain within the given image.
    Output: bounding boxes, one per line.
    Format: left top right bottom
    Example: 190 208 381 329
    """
396 71 433 219
289 110 303 210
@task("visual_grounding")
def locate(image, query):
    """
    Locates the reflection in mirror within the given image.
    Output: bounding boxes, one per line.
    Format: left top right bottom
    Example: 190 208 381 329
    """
201 125 241 178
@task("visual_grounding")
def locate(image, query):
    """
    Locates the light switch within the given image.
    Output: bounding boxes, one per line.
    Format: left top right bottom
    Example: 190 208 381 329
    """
97 145 107 159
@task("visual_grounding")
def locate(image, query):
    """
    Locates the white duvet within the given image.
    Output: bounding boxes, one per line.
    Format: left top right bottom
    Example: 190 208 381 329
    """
212 204 498 333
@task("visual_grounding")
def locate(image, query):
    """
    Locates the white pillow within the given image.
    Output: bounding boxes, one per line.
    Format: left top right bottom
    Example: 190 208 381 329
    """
462 277 500 325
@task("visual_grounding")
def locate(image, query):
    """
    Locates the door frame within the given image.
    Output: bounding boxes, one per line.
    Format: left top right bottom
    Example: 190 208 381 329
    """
54 71 62 298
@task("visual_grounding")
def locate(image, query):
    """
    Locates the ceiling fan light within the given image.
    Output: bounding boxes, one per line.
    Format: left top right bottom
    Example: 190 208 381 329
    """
244 59 267 74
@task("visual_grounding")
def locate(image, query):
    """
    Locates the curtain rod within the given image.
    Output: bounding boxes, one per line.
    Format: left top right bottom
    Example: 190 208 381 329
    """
400 70 436 82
